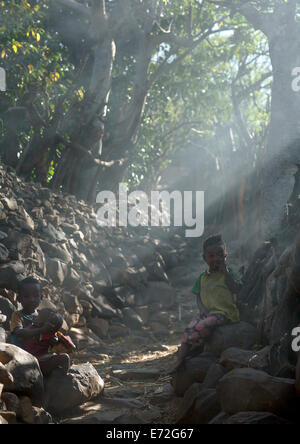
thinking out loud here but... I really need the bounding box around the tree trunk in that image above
[247,4,300,240]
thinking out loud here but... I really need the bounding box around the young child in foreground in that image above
[24,308,76,376]
[175,234,242,369]
[10,277,75,376]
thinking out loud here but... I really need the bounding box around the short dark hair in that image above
[17,277,41,295]
[37,308,63,331]
[203,234,226,254]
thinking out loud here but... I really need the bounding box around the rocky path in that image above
[59,249,242,425]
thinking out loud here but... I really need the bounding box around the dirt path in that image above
[60,249,242,424]
[58,264,198,424]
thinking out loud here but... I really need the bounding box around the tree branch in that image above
[55,0,91,19]
[206,0,274,35]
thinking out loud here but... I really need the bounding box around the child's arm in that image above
[218,261,242,294]
[13,323,56,340]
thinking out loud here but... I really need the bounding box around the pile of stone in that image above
[173,323,300,424]
[0,163,198,422]
[0,163,193,351]
[0,340,104,423]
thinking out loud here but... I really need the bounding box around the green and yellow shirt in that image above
[192,269,240,323]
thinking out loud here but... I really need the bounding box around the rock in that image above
[32,407,53,424]
[39,240,72,264]
[1,392,20,416]
[0,232,7,241]
[217,368,297,417]
[138,282,175,308]
[112,368,161,382]
[0,343,44,404]
[204,322,258,358]
[146,383,174,406]
[64,408,159,425]
[62,293,82,315]
[0,244,9,263]
[0,410,17,424]
[2,231,32,255]
[0,261,25,291]
[43,223,66,242]
[134,305,149,323]
[69,327,104,350]
[122,266,149,288]
[0,327,6,343]
[45,363,104,416]
[46,257,67,285]
[113,286,138,307]
[176,384,221,424]
[203,363,227,389]
[220,347,270,372]
[109,323,129,338]
[19,396,35,424]
[223,411,292,424]
[0,361,14,386]
[208,412,231,424]
[63,267,81,290]
[0,414,8,424]
[147,260,169,283]
[61,223,80,235]
[122,307,144,330]
[0,295,16,329]
[172,354,215,397]
[148,320,169,336]
[134,244,157,265]
[79,294,117,320]
[88,316,109,338]
[100,396,145,409]
[18,207,35,232]
[1,197,18,211]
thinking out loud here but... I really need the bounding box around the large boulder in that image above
[202,363,226,389]
[172,354,215,397]
[176,383,221,424]
[204,322,258,358]
[45,363,104,416]
[0,343,44,405]
[223,412,292,425]
[220,347,270,372]
[217,368,297,417]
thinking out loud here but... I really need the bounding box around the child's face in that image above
[203,244,227,272]
[34,311,61,333]
[19,284,41,314]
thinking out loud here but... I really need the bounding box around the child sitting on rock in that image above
[10,277,44,348]
[174,234,242,371]
[23,308,75,376]
[10,277,74,376]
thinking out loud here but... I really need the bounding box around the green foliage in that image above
[0,0,272,196]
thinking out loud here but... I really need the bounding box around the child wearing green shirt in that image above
[176,234,242,368]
